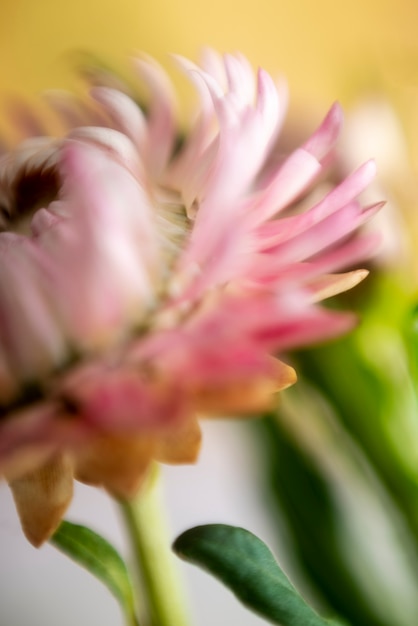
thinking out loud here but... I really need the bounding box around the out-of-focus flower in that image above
[0,50,380,546]
[339,96,418,278]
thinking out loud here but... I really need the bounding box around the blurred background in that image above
[2,1,418,625]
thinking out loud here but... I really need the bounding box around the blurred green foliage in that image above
[256,272,418,626]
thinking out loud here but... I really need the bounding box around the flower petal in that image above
[156,416,202,464]
[133,54,177,177]
[308,269,369,302]
[8,454,73,546]
[194,358,297,415]
[75,434,154,498]
[303,102,343,161]
[91,87,147,154]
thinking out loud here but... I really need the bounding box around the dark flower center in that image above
[0,166,60,234]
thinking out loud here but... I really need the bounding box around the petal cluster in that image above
[0,50,380,544]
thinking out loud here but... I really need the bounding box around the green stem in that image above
[118,465,191,626]
[129,609,142,626]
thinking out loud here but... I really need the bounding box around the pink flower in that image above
[0,50,380,545]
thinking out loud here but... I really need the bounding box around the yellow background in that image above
[1,0,418,104]
[1,0,418,158]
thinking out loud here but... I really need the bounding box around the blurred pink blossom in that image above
[0,50,380,545]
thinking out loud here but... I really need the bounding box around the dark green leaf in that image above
[173,524,331,626]
[51,520,138,626]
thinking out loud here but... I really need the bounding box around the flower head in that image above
[0,50,380,545]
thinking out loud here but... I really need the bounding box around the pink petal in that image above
[245,233,380,288]
[263,201,381,265]
[68,126,143,178]
[251,302,358,350]
[0,234,67,379]
[133,55,177,177]
[224,53,256,106]
[59,363,187,431]
[43,141,159,347]
[250,147,322,225]
[91,87,147,155]
[303,102,343,161]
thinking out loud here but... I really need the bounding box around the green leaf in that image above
[173,524,332,626]
[51,520,139,626]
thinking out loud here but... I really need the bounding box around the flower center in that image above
[154,187,192,270]
[0,165,60,235]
